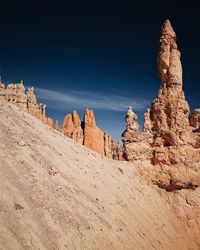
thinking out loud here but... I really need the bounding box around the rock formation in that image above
[112,141,123,161]
[104,132,112,158]
[62,111,83,144]
[122,20,200,166]
[61,108,123,159]
[0,79,53,127]
[122,107,153,161]
[83,109,105,154]
[0,78,122,159]
[0,80,27,110]
[54,120,59,130]
[190,109,200,130]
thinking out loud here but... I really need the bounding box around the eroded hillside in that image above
[0,99,200,250]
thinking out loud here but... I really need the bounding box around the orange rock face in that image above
[83,109,105,154]
[122,20,200,166]
[54,120,59,130]
[61,108,123,159]
[62,111,83,144]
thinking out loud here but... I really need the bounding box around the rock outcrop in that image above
[122,107,153,161]
[0,80,27,110]
[62,111,83,144]
[122,20,200,167]
[61,109,123,159]
[0,79,53,127]
[190,109,200,130]
[0,79,121,159]
[83,109,105,154]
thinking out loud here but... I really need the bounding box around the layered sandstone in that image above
[122,20,200,167]
[61,109,123,159]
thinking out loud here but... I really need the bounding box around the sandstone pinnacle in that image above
[60,108,123,159]
[122,20,200,165]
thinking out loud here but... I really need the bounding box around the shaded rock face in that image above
[61,109,123,159]
[122,20,200,166]
[190,109,200,129]
[0,80,54,127]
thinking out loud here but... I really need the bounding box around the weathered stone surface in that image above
[83,109,105,154]
[61,108,123,159]
[54,120,59,130]
[104,132,112,158]
[126,106,139,132]
[2,82,27,110]
[0,78,122,159]
[112,141,123,161]
[122,20,200,165]
[122,107,153,161]
[143,109,152,133]
[62,114,75,136]
[71,110,84,144]
[46,117,54,127]
[151,20,191,138]
[190,109,200,129]
[0,79,52,127]
[27,87,37,115]
[61,110,83,144]
[83,109,123,159]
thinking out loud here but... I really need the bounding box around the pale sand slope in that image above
[0,99,199,250]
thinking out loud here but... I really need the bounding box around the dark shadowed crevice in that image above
[154,179,199,192]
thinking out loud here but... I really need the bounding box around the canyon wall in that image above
[122,20,200,167]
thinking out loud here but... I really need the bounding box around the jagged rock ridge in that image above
[0,79,122,159]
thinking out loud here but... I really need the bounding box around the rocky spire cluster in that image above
[122,20,200,166]
[61,109,123,160]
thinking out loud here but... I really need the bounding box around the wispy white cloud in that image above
[36,88,149,112]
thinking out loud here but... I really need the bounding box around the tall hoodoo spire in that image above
[150,19,190,134]
[122,20,200,165]
[158,19,182,88]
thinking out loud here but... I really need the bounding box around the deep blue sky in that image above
[0,1,199,142]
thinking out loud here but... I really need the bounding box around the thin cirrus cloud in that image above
[36,88,150,112]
